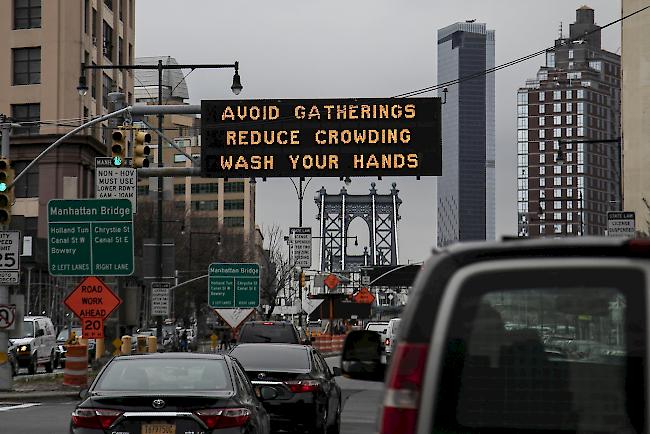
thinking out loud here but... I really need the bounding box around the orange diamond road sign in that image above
[324,274,340,290]
[353,287,376,304]
[64,276,122,320]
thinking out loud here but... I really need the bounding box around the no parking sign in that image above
[0,304,16,330]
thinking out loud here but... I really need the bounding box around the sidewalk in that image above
[0,372,89,402]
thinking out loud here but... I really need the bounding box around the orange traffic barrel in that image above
[63,345,88,387]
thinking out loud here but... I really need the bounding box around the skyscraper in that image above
[437,22,495,247]
[517,6,621,238]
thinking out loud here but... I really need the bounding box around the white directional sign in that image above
[0,231,20,284]
[151,282,171,316]
[95,157,138,212]
[215,308,255,329]
[290,227,312,268]
[607,211,636,238]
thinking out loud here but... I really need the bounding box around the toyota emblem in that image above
[152,399,166,409]
[257,372,266,380]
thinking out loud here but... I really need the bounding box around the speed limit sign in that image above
[0,231,20,284]
[82,317,104,339]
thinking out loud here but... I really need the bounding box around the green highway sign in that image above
[208,263,260,308]
[48,199,134,276]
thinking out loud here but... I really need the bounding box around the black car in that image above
[342,237,649,434]
[238,321,306,344]
[70,353,273,434]
[230,343,342,434]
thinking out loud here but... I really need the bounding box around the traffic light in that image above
[111,129,127,167]
[299,271,305,288]
[132,130,151,168]
[0,158,14,226]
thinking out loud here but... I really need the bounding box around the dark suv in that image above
[342,237,649,434]
[238,321,305,344]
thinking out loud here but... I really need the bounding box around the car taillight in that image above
[195,408,251,429]
[379,343,429,434]
[71,408,122,429]
[263,322,274,325]
[285,379,320,393]
[385,338,390,346]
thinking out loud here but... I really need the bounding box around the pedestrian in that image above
[223,328,232,350]
[219,330,226,350]
[180,329,188,352]
[210,332,218,353]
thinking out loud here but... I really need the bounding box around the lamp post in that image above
[78,60,241,337]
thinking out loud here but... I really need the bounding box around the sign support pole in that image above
[0,120,11,390]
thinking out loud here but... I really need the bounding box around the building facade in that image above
[621,0,650,235]
[517,6,621,238]
[134,56,256,244]
[437,22,495,247]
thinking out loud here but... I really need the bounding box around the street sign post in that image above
[151,281,171,317]
[289,227,312,268]
[208,263,260,308]
[95,157,138,212]
[64,277,122,340]
[607,211,636,238]
[48,199,134,276]
[214,308,255,329]
[0,231,20,284]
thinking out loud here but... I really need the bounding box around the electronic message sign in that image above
[201,98,441,178]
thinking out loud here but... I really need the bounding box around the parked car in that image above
[230,343,342,434]
[56,327,96,367]
[238,321,305,344]
[341,237,648,434]
[12,316,57,374]
[70,353,272,434]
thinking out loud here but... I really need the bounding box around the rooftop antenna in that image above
[558,21,563,39]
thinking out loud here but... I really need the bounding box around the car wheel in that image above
[327,403,341,434]
[45,351,54,373]
[27,354,36,375]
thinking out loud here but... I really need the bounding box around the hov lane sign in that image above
[96,157,137,212]
[151,281,171,317]
[607,211,636,238]
[289,227,312,268]
[0,231,20,284]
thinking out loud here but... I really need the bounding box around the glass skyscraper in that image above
[437,22,495,247]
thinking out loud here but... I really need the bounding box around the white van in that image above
[384,318,401,357]
[11,316,57,374]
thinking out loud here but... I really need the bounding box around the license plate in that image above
[141,424,176,434]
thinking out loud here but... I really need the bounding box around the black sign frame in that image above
[200,98,441,178]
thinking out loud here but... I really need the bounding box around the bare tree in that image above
[258,225,295,319]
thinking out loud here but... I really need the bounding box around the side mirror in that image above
[78,388,89,400]
[36,329,44,337]
[341,330,386,382]
[332,366,342,377]
[259,386,279,401]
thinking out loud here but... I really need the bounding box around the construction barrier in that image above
[147,336,157,353]
[63,345,88,387]
[121,335,132,355]
[312,334,346,355]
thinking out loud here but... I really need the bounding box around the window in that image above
[192,200,218,211]
[567,223,573,232]
[173,184,186,195]
[539,154,545,164]
[224,216,244,227]
[553,116,561,126]
[539,167,545,175]
[539,117,545,127]
[554,176,561,186]
[91,62,97,98]
[14,0,41,29]
[84,0,89,33]
[11,103,40,135]
[567,165,573,174]
[173,154,187,163]
[191,183,218,194]
[517,92,528,105]
[565,90,572,99]
[518,105,528,116]
[554,103,562,113]
[12,160,39,197]
[103,21,113,60]
[577,127,585,137]
[92,8,97,43]
[554,128,562,138]
[554,212,562,220]
[539,142,545,151]
[12,47,40,85]
[539,178,545,187]
[517,118,528,129]
[538,92,545,102]
[566,103,572,112]
[566,152,573,162]
[589,60,602,72]
[517,142,527,154]
[566,128,573,137]
[539,104,545,114]
[119,0,125,20]
[518,155,528,167]
[553,90,561,100]
[577,89,585,99]
[554,201,562,210]
[118,37,124,64]
[554,223,563,234]
[565,115,573,124]
[224,182,245,193]
[568,49,574,59]
[554,189,562,198]
[554,165,562,175]
[539,190,546,199]
[102,73,114,109]
[546,50,555,67]
[568,61,575,70]
[224,199,245,210]
[104,0,113,10]
[432,272,643,434]
[539,224,545,233]
[539,129,546,139]
[567,176,573,186]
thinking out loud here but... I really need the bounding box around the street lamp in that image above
[231,62,243,95]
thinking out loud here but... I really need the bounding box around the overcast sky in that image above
[136,0,622,264]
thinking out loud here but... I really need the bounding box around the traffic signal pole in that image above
[0,120,11,390]
[156,60,164,339]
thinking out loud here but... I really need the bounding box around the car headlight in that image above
[19,345,29,352]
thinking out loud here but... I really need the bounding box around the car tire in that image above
[326,402,341,434]
[27,354,36,375]
[45,351,54,373]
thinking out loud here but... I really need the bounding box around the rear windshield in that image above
[94,358,232,391]
[231,346,310,371]
[433,267,646,433]
[366,324,388,333]
[238,324,298,343]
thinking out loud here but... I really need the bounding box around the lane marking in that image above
[0,403,41,412]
